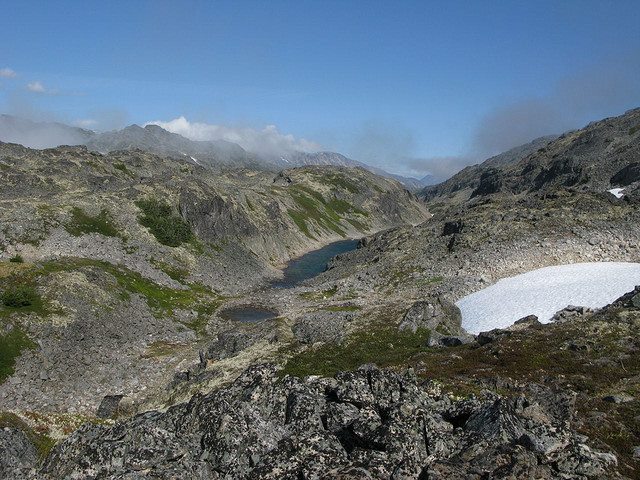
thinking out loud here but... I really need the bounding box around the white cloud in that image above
[27,81,46,93]
[145,116,322,157]
[72,119,98,128]
[0,68,17,78]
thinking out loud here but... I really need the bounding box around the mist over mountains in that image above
[0,114,436,188]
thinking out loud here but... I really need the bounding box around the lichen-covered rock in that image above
[0,427,38,479]
[37,364,618,479]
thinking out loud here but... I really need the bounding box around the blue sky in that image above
[1,0,639,177]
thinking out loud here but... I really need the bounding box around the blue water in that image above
[270,239,359,288]
[221,239,359,322]
[219,306,278,323]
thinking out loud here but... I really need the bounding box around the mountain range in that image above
[0,114,436,188]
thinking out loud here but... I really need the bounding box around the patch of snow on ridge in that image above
[190,156,201,165]
[457,262,640,334]
[608,188,625,198]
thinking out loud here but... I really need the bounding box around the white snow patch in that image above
[457,262,640,334]
[190,156,201,165]
[608,188,625,198]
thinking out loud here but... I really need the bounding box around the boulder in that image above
[399,297,462,335]
[96,394,124,419]
[610,162,640,186]
[477,328,510,345]
[442,220,463,236]
[427,331,474,348]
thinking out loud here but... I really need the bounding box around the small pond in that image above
[270,239,359,288]
[219,306,279,323]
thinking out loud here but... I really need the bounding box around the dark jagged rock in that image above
[0,427,38,479]
[442,220,463,236]
[470,168,503,197]
[37,364,617,479]
[427,331,474,348]
[96,395,124,419]
[610,162,640,186]
[476,328,510,345]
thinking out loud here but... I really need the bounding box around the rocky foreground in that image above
[1,287,638,479]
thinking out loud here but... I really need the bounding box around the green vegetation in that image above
[136,198,193,247]
[282,326,430,377]
[65,207,120,238]
[327,198,367,216]
[0,327,36,383]
[386,265,425,288]
[346,218,368,232]
[142,340,186,358]
[630,125,640,135]
[97,262,220,334]
[0,412,55,460]
[320,173,360,194]
[9,254,23,263]
[415,275,444,287]
[151,259,190,284]
[2,258,221,336]
[113,162,132,175]
[284,183,370,238]
[1,285,42,310]
[288,187,347,238]
[287,209,315,239]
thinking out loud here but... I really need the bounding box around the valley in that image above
[0,107,639,478]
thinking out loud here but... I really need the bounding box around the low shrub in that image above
[1,286,40,308]
[136,199,193,247]
[65,207,120,238]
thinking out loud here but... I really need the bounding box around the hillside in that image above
[0,142,427,426]
[423,108,640,204]
[420,135,558,202]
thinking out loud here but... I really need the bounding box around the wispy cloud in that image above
[72,118,98,128]
[27,81,48,93]
[145,116,322,157]
[472,50,640,157]
[25,80,84,96]
[348,50,640,181]
[0,68,17,78]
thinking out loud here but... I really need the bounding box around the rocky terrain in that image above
[420,134,558,201]
[0,141,426,428]
[4,289,639,479]
[1,107,639,479]
[423,108,640,205]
